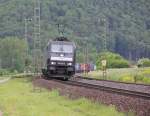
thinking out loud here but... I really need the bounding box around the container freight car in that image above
[75,63,96,73]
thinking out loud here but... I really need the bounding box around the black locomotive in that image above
[42,37,76,80]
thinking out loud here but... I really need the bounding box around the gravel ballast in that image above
[33,78,150,116]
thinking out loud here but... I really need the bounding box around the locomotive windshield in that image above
[51,44,73,53]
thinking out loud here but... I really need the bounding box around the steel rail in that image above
[51,79,150,100]
[75,75,150,86]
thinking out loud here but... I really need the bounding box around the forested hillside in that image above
[0,0,150,62]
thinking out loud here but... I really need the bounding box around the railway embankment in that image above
[33,78,150,116]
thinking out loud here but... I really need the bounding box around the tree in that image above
[0,37,28,72]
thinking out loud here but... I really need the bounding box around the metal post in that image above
[100,17,107,79]
[84,46,86,75]
[25,18,32,47]
[83,43,88,76]
[25,19,27,44]
[24,18,32,73]
[101,17,107,51]
[86,44,88,75]
[0,58,1,69]
[34,0,41,76]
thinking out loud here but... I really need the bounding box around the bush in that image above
[0,69,10,76]
[141,68,150,78]
[142,77,150,84]
[96,52,130,69]
[121,76,135,82]
[134,74,144,81]
[12,73,33,78]
[109,60,129,68]
[137,58,150,67]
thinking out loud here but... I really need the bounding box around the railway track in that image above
[36,74,150,99]
[73,75,150,94]
[52,78,150,99]
[74,74,150,86]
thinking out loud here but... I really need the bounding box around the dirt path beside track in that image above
[0,111,2,116]
[0,77,11,84]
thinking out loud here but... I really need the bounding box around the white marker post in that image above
[101,59,107,79]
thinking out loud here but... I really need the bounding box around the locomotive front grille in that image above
[56,66,67,74]
[57,62,66,65]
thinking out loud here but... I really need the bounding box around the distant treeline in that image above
[0,0,150,62]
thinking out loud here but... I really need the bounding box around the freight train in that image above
[75,63,96,73]
[42,37,76,80]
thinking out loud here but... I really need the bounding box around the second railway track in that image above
[73,75,150,94]
[54,78,150,99]
[75,74,150,86]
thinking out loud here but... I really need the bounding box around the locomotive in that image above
[42,37,76,80]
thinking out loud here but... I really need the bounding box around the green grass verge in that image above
[0,78,131,116]
[0,76,10,80]
[84,68,150,84]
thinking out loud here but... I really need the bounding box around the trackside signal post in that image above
[101,17,108,79]
[101,59,107,79]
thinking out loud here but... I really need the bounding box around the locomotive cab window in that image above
[51,44,73,53]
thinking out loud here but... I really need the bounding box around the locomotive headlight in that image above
[51,62,56,65]
[67,63,72,66]
[60,54,64,57]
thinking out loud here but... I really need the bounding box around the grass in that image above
[0,77,131,116]
[84,67,150,84]
[0,76,10,80]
